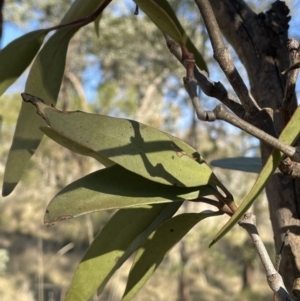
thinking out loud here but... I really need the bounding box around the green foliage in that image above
[60,0,106,24]
[44,165,217,226]
[2,0,110,196]
[26,95,218,188]
[64,203,181,301]
[2,26,79,196]
[0,29,48,97]
[122,210,219,300]
[1,0,297,300]
[15,90,226,300]
[133,0,208,72]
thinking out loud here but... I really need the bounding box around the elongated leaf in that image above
[133,0,182,44]
[22,95,216,189]
[211,106,300,246]
[210,157,262,173]
[61,0,107,24]
[122,211,219,301]
[64,203,181,301]
[97,202,182,295]
[41,126,115,167]
[133,0,208,72]
[0,29,48,96]
[44,164,218,226]
[2,26,78,196]
[94,13,103,37]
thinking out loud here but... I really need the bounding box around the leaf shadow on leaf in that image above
[58,165,202,198]
[44,165,217,226]
[35,104,215,188]
[98,120,217,188]
[111,119,185,186]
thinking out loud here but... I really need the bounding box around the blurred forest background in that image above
[1,0,300,300]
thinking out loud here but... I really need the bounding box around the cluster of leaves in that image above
[2,0,300,300]
[0,0,224,299]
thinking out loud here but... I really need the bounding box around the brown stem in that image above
[239,213,294,301]
[183,76,300,163]
[164,34,245,118]
[194,0,260,114]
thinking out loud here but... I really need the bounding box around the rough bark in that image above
[210,0,300,297]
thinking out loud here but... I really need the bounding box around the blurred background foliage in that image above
[1,0,297,300]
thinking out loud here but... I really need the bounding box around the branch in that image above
[239,213,294,301]
[194,0,260,114]
[183,75,300,163]
[165,4,300,166]
[164,34,246,118]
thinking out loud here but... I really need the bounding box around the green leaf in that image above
[97,202,182,295]
[22,95,216,189]
[60,0,107,24]
[133,0,182,45]
[122,211,219,301]
[64,203,181,301]
[210,157,262,173]
[0,29,48,97]
[133,0,208,72]
[44,164,218,226]
[2,26,78,197]
[94,13,103,37]
[41,126,115,168]
[211,106,300,246]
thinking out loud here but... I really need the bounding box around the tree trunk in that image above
[210,0,300,297]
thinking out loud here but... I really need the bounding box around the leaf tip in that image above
[208,240,216,248]
[2,182,17,197]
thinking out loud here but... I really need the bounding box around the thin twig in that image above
[239,213,294,301]
[164,34,246,118]
[183,76,300,162]
[281,39,300,125]
[194,0,260,114]
[164,17,300,164]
